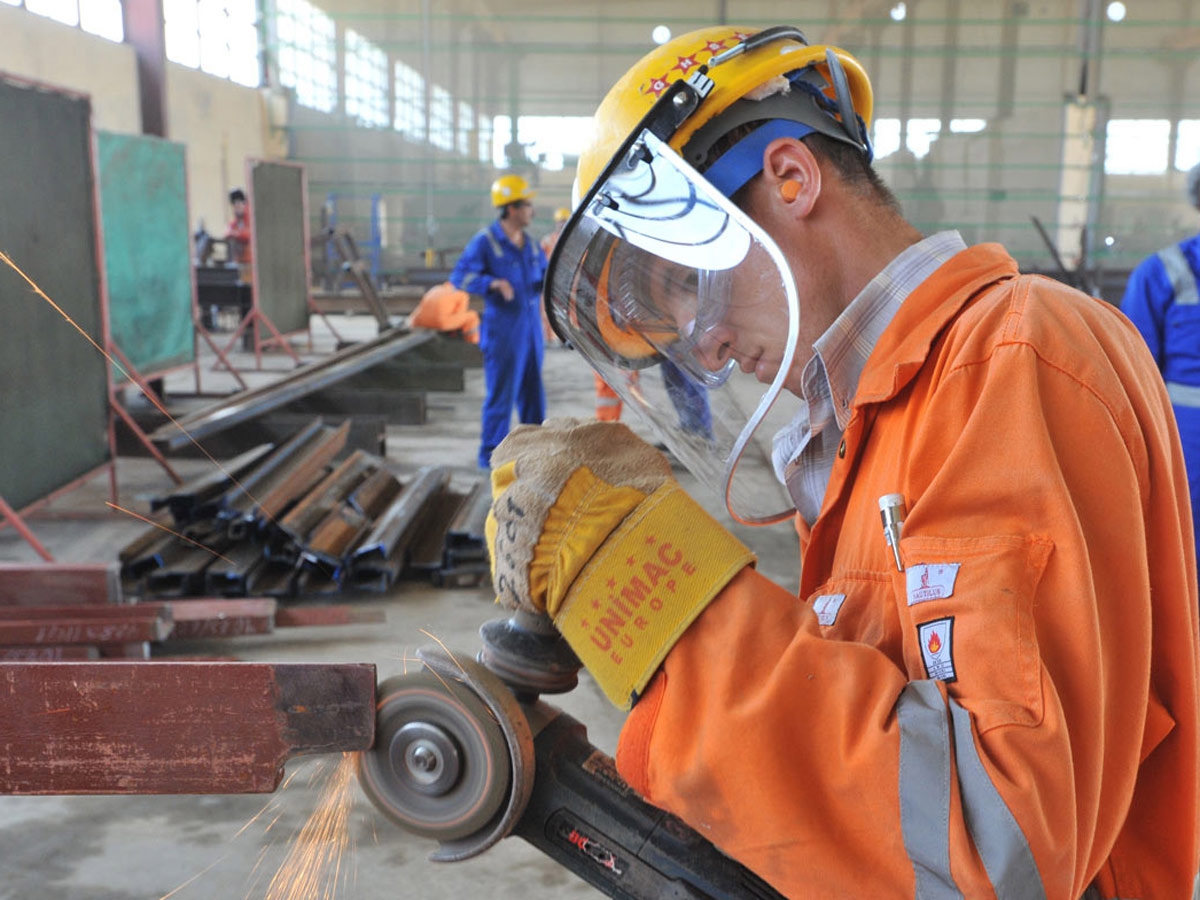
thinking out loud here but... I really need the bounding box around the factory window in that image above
[477,117,492,164]
[1177,120,1200,172]
[872,117,987,161]
[1106,119,1170,175]
[491,115,593,171]
[457,100,474,156]
[164,0,259,86]
[3,0,123,42]
[394,60,425,141]
[273,0,336,112]
[429,85,454,151]
[344,28,388,128]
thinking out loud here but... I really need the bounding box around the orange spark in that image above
[263,754,359,900]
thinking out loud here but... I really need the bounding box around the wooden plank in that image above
[0,661,376,794]
[0,563,122,606]
[166,598,276,639]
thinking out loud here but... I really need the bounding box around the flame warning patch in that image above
[917,616,957,682]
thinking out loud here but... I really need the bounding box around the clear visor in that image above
[546,131,803,525]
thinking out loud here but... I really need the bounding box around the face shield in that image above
[546,130,803,525]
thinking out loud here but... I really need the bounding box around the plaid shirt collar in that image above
[774,230,968,524]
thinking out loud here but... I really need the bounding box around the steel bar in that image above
[278,450,375,543]
[0,646,98,661]
[351,465,450,566]
[150,329,435,451]
[0,661,375,794]
[0,563,123,607]
[274,605,386,628]
[221,419,325,520]
[150,442,275,525]
[166,598,277,639]
[0,605,173,645]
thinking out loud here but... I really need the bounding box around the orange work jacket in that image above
[616,243,1200,898]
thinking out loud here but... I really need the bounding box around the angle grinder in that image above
[357,609,785,899]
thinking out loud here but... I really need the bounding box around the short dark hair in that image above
[229,188,246,204]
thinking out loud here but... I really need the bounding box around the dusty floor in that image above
[0,316,799,900]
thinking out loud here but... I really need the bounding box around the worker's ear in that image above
[761,138,821,219]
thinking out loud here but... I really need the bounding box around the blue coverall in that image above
[451,220,547,468]
[1120,232,1200,560]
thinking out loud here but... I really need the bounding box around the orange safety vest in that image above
[616,244,1200,898]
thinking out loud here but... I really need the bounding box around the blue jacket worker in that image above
[1121,161,1200,561]
[451,175,548,469]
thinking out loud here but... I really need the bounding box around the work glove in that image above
[486,418,755,709]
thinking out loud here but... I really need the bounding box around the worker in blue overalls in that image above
[1121,161,1200,561]
[451,174,548,469]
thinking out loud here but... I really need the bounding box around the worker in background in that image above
[485,24,1199,898]
[1120,160,1200,565]
[408,281,479,344]
[539,207,571,346]
[451,175,547,469]
[225,187,252,267]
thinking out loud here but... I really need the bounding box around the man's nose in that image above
[692,324,734,372]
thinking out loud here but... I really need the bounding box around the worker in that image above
[485,24,1200,898]
[451,174,547,469]
[408,281,480,344]
[540,206,571,258]
[225,187,251,266]
[539,207,572,345]
[1120,161,1200,565]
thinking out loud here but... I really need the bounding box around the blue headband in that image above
[702,119,817,198]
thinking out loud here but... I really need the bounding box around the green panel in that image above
[250,161,309,335]
[0,76,109,510]
[97,131,194,379]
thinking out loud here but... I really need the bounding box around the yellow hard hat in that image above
[576,24,874,198]
[490,174,535,208]
[553,206,571,224]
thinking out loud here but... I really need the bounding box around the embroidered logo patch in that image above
[811,593,846,626]
[917,617,957,682]
[906,563,961,606]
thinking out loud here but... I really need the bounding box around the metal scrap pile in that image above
[121,419,490,599]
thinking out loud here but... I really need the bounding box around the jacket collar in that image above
[853,243,1019,407]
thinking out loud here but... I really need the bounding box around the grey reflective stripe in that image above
[898,681,963,899]
[1167,381,1200,409]
[483,229,504,257]
[948,700,1046,900]
[1158,244,1199,306]
[897,682,1046,899]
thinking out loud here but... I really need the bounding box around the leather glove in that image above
[486,417,755,709]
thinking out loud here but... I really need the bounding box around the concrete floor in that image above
[0,316,799,900]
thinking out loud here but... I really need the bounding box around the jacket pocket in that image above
[894,534,1053,734]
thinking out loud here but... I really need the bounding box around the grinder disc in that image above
[357,670,512,842]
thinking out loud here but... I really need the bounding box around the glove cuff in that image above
[554,482,755,710]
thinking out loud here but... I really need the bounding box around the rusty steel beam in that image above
[0,661,375,794]
[0,563,124,607]
[149,329,435,452]
[166,598,277,640]
[0,604,173,645]
[273,605,386,628]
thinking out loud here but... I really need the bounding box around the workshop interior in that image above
[0,1,1198,898]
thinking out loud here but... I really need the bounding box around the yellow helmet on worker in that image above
[542,25,878,525]
[553,206,571,224]
[490,174,535,208]
[575,24,874,200]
